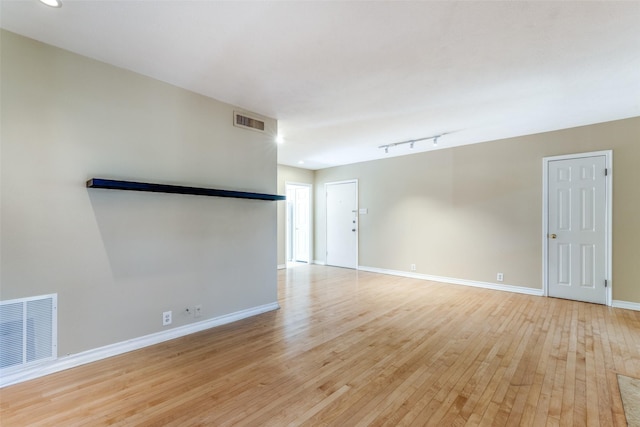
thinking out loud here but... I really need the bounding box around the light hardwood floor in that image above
[2,265,640,426]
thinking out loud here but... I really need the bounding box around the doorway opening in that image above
[286,183,312,266]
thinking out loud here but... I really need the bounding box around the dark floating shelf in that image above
[86,178,285,201]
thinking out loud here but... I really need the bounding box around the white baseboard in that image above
[0,302,280,388]
[612,300,640,312]
[312,260,326,266]
[358,266,544,297]
[277,264,287,270]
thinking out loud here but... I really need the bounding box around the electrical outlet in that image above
[194,305,202,318]
[497,273,504,282]
[410,264,416,271]
[162,310,172,326]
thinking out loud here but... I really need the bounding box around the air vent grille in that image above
[234,111,265,132]
[1,294,57,371]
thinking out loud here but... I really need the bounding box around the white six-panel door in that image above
[547,155,608,304]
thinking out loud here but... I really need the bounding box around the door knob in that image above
[549,233,557,239]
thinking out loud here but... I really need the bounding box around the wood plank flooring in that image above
[2,265,640,426]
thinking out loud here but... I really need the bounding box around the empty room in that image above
[1,1,639,425]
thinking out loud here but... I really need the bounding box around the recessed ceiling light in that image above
[275,135,284,144]
[39,0,62,7]
[298,161,305,165]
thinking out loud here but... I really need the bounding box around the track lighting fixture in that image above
[378,134,445,154]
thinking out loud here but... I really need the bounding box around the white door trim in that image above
[542,150,613,305]
[325,179,358,268]
[285,181,313,265]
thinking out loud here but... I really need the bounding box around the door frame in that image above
[325,179,358,268]
[285,181,313,265]
[542,150,613,305]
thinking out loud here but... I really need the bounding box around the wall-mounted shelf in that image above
[86,178,285,201]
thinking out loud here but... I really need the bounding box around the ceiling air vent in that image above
[234,111,265,132]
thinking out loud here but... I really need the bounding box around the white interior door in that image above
[286,187,295,262]
[294,186,310,262]
[326,181,357,269]
[286,184,311,264]
[547,154,608,304]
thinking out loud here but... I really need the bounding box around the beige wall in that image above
[276,165,315,266]
[0,31,279,356]
[315,117,640,303]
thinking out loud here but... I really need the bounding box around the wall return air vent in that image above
[0,294,57,372]
[233,111,265,132]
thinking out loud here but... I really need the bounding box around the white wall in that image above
[0,31,279,357]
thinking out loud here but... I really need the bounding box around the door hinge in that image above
[605,279,608,288]
[605,168,608,176]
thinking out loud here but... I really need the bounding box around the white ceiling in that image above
[2,1,639,170]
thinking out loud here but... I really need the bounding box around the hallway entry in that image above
[286,183,311,264]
